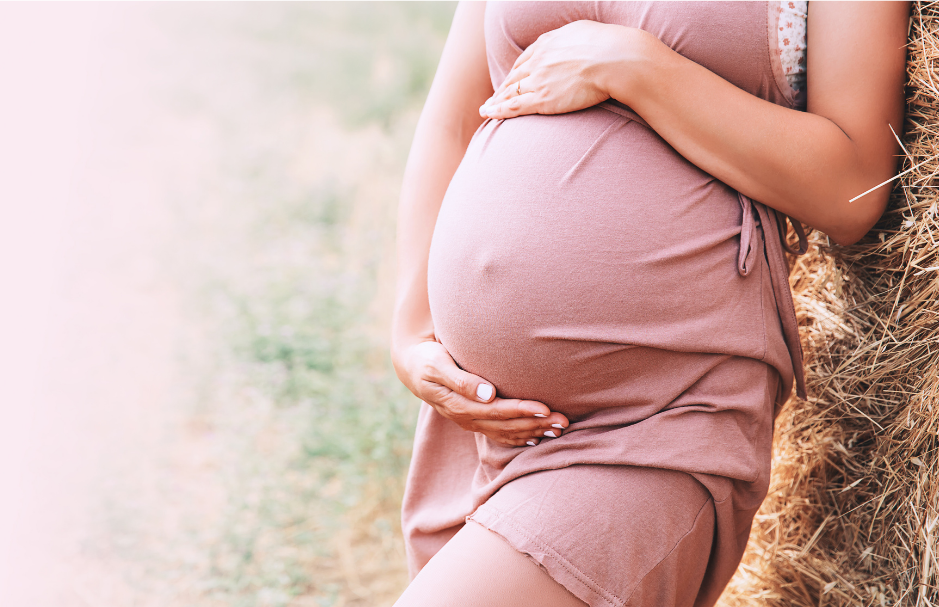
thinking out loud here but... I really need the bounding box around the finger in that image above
[422,350,498,404]
[482,91,539,120]
[475,424,562,442]
[473,417,548,436]
[545,411,570,426]
[473,414,568,438]
[420,383,554,434]
[481,432,542,448]
[511,43,536,72]
[494,70,533,104]
[420,383,487,427]
[536,423,566,439]
[483,86,538,119]
[482,64,534,113]
[473,397,552,421]
[494,436,540,448]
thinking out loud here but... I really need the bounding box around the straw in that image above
[848,156,935,203]
[719,3,939,605]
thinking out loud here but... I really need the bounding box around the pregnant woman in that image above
[391,3,908,606]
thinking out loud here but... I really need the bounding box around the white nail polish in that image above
[552,423,564,429]
[526,441,536,446]
[476,384,494,401]
[544,431,557,438]
[533,414,547,418]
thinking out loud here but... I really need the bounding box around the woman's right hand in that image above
[393,339,569,447]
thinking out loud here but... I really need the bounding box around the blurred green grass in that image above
[149,3,456,605]
[253,2,458,128]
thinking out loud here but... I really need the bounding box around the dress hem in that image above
[469,505,625,607]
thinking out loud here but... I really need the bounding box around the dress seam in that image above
[469,505,624,607]
[759,226,768,362]
[622,497,714,606]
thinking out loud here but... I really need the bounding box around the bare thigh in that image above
[394,520,589,607]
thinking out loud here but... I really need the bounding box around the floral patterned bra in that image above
[777,1,807,100]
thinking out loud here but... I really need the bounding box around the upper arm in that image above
[419,1,493,147]
[393,2,494,345]
[806,1,910,220]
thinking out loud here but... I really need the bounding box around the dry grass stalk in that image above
[720,3,939,606]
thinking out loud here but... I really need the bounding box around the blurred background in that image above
[0,3,455,606]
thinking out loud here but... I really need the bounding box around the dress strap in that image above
[775,210,809,255]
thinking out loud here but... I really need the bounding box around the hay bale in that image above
[720,3,939,606]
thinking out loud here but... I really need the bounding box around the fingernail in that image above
[533,414,547,418]
[544,431,557,438]
[551,423,564,429]
[476,384,494,401]
[526,440,536,446]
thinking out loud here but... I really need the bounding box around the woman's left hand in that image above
[479,20,641,120]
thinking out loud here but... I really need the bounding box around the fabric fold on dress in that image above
[753,199,808,401]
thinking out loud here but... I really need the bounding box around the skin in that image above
[393,2,910,447]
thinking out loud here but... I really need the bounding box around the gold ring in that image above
[517,81,521,96]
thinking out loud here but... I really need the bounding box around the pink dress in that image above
[403,3,808,606]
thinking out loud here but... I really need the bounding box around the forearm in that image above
[392,116,473,355]
[605,25,903,246]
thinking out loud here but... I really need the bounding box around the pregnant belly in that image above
[428,106,769,418]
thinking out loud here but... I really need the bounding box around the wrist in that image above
[601,26,669,109]
[390,325,435,367]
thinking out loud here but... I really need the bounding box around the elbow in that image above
[812,128,898,246]
[828,228,869,248]
[824,191,890,247]
[826,215,883,248]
